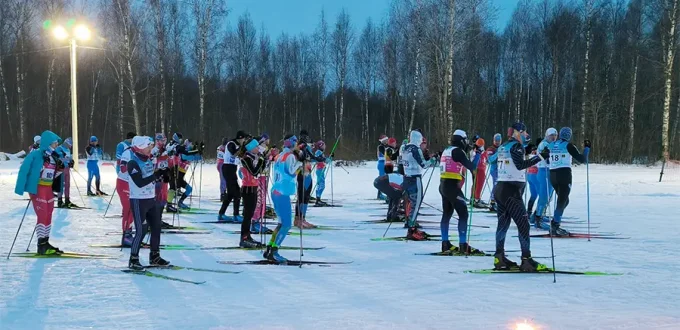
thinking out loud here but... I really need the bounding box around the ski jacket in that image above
[15,130,61,196]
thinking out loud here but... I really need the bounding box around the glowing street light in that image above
[49,22,93,170]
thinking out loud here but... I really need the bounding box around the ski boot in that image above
[473,199,488,209]
[269,247,288,264]
[294,216,313,229]
[406,227,428,241]
[550,221,570,237]
[57,198,64,208]
[217,214,231,222]
[441,240,459,255]
[128,255,144,270]
[459,243,485,256]
[263,245,274,260]
[231,215,244,223]
[87,190,97,197]
[519,255,549,272]
[178,202,190,210]
[239,236,264,249]
[250,221,272,234]
[314,199,328,207]
[37,237,63,255]
[96,190,108,196]
[121,230,134,247]
[149,251,170,267]
[488,201,497,212]
[64,198,79,208]
[166,204,178,213]
[493,252,519,270]
[220,193,227,202]
[161,221,174,229]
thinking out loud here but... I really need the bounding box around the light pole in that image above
[52,24,91,171]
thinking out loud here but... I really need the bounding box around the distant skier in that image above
[152,133,171,228]
[85,136,106,196]
[313,140,332,206]
[252,134,275,234]
[238,137,267,248]
[116,132,135,174]
[219,131,248,222]
[217,137,227,200]
[397,138,408,175]
[532,128,557,226]
[402,129,437,241]
[54,138,77,208]
[541,127,590,236]
[525,138,540,217]
[439,130,482,254]
[165,133,202,213]
[28,135,41,153]
[126,136,170,270]
[263,134,303,264]
[15,130,64,255]
[373,168,404,222]
[470,136,488,208]
[294,130,325,228]
[376,134,389,199]
[384,138,399,175]
[486,133,502,212]
[493,122,546,272]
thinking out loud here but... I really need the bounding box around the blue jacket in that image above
[15,130,61,196]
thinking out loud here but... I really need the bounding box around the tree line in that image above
[0,0,679,163]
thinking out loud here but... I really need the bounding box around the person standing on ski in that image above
[217,137,227,200]
[15,130,64,255]
[439,130,483,254]
[397,138,408,175]
[116,132,135,174]
[152,133,171,226]
[402,129,437,241]
[532,128,557,226]
[219,131,248,222]
[376,134,389,199]
[486,133,502,212]
[313,140,333,206]
[264,134,303,264]
[174,139,203,210]
[126,136,170,270]
[525,137,540,219]
[54,138,77,208]
[86,136,106,196]
[238,137,267,248]
[252,134,275,234]
[294,129,325,228]
[541,127,590,236]
[493,122,546,272]
[165,133,202,213]
[470,136,489,208]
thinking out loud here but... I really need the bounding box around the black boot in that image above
[57,198,64,208]
[37,237,62,255]
[263,245,274,261]
[149,251,170,266]
[459,243,485,256]
[64,198,78,208]
[441,240,458,253]
[493,252,519,270]
[550,221,570,237]
[519,254,548,272]
[240,236,264,249]
[128,255,144,270]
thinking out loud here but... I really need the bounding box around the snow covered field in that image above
[0,160,679,330]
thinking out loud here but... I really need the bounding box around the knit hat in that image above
[259,133,270,143]
[283,134,298,149]
[63,138,73,147]
[132,136,153,149]
[90,136,98,143]
[545,127,558,137]
[511,121,527,132]
[559,127,572,141]
[33,135,41,143]
[475,138,485,148]
[245,138,259,152]
[379,134,388,143]
[387,138,397,148]
[236,130,248,139]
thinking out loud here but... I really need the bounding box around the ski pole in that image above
[7,200,31,259]
[198,159,203,209]
[330,158,334,207]
[381,188,410,238]
[547,168,557,283]
[102,184,118,218]
[70,169,87,207]
[336,163,350,174]
[586,159,591,242]
[25,226,36,251]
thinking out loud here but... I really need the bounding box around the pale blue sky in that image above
[227,0,520,36]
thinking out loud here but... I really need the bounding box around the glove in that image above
[429,158,438,166]
[584,139,591,148]
[540,147,550,160]
[330,152,335,158]
[69,160,75,168]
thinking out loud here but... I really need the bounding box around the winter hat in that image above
[315,140,326,150]
[172,133,182,143]
[132,136,153,149]
[387,138,397,148]
[511,121,526,132]
[64,137,73,147]
[245,138,259,152]
[283,134,298,149]
[236,130,248,139]
[90,136,98,143]
[475,138,485,148]
[259,133,270,143]
[545,127,557,137]
[493,133,502,143]
[155,133,166,141]
[559,127,572,141]
[379,134,388,143]
[452,129,468,147]
[33,135,41,144]
[126,132,136,139]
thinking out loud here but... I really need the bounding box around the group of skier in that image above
[372,121,590,272]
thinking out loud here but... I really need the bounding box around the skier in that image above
[541,127,590,236]
[385,138,399,174]
[28,135,41,153]
[115,132,135,173]
[15,130,64,255]
[313,140,332,206]
[373,167,404,221]
[376,134,389,199]
[219,131,248,222]
[54,138,77,208]
[486,133,502,211]
[85,136,107,196]
[439,130,483,254]
[294,129,326,228]
[238,137,267,248]
[165,133,202,213]
[263,134,303,264]
[526,138,540,217]
[493,122,546,272]
[402,129,437,241]
[252,134,275,234]
[126,136,170,270]
[217,137,227,200]
[471,137,489,208]
[174,139,203,209]
[532,128,557,226]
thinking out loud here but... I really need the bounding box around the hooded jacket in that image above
[15,130,61,195]
[402,130,428,177]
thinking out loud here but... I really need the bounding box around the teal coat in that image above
[15,130,61,196]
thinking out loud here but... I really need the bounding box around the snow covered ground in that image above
[0,160,679,330]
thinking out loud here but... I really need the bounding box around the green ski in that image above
[461,269,622,276]
[12,252,117,259]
